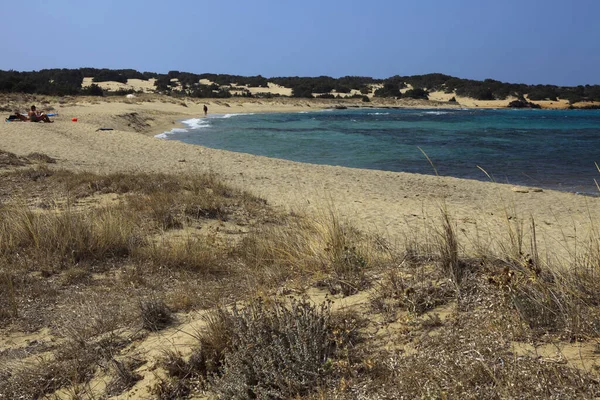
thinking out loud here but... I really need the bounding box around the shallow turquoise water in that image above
[158,108,600,194]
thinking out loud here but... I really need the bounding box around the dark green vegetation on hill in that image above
[1,68,600,103]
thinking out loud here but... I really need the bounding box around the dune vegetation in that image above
[1,150,600,399]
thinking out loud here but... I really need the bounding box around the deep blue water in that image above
[157,108,600,194]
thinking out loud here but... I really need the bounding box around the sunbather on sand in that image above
[13,111,29,121]
[28,105,53,123]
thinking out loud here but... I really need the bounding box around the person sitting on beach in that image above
[27,105,53,123]
[13,111,29,121]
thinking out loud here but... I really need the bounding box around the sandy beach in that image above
[4,94,600,399]
[2,95,598,261]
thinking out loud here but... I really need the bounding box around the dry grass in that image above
[105,358,142,396]
[0,203,138,269]
[238,209,393,296]
[3,163,600,398]
[139,297,174,331]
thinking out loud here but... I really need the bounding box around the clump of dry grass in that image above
[105,358,142,397]
[0,337,123,399]
[0,271,18,320]
[135,235,225,274]
[239,209,390,296]
[26,152,56,164]
[370,265,455,319]
[0,150,29,168]
[151,376,191,400]
[139,297,173,331]
[437,205,466,284]
[0,203,139,269]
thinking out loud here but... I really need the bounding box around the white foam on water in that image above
[155,128,188,139]
[155,117,211,138]
[368,112,390,115]
[217,113,255,119]
[423,111,450,115]
[182,118,210,129]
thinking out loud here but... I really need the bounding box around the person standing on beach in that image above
[28,105,53,123]
[203,104,208,116]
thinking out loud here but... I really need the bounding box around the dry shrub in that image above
[0,339,109,399]
[151,377,191,400]
[139,297,173,331]
[370,267,454,318]
[105,359,142,397]
[362,325,599,399]
[210,299,340,399]
[55,293,137,344]
[0,150,28,168]
[163,298,360,399]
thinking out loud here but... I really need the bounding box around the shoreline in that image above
[1,95,599,259]
[153,105,600,196]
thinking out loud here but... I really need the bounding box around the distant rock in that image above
[507,100,541,109]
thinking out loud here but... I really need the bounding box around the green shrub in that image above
[404,88,429,100]
[85,83,104,96]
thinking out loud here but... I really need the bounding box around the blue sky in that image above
[1,0,599,86]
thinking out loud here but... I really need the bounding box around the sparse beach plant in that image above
[139,297,173,331]
[207,298,341,399]
[106,359,142,396]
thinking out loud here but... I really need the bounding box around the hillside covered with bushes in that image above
[1,68,600,104]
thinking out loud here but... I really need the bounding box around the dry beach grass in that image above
[2,94,600,398]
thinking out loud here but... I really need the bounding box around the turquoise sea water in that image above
[157,108,600,194]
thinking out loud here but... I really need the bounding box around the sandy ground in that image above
[82,77,157,93]
[2,96,599,263]
[3,95,600,399]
